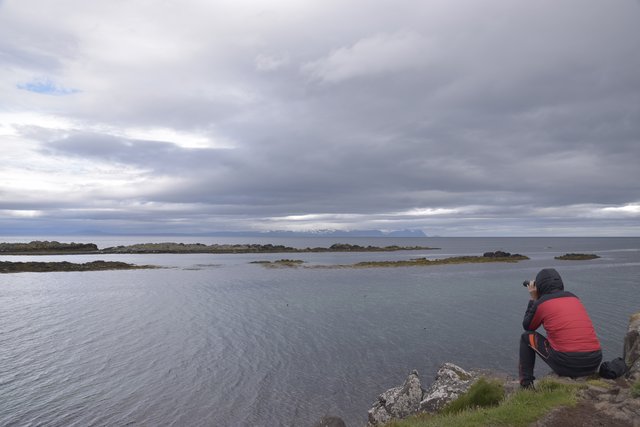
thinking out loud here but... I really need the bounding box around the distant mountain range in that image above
[254,229,427,237]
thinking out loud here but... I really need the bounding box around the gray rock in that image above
[366,370,424,426]
[366,362,481,424]
[419,363,479,413]
[623,312,640,380]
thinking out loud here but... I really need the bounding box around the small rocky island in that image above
[0,241,99,255]
[253,252,529,269]
[0,241,437,255]
[555,253,601,261]
[0,260,157,274]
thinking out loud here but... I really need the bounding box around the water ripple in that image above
[0,238,638,426]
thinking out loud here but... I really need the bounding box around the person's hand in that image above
[527,281,538,301]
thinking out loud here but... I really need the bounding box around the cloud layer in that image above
[1,0,639,236]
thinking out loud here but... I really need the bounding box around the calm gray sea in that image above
[1,237,639,426]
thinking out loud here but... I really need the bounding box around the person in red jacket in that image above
[519,268,602,389]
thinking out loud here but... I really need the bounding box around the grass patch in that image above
[631,381,640,398]
[440,378,504,415]
[385,378,582,427]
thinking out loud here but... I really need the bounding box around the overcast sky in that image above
[1,0,639,236]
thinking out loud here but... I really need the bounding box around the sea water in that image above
[1,237,639,426]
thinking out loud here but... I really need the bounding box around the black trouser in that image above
[519,332,602,385]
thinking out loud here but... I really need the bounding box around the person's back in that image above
[527,291,600,353]
[519,268,602,387]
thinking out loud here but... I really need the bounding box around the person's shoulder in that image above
[538,290,576,303]
[561,291,579,299]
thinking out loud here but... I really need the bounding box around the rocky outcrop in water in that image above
[554,253,600,261]
[0,260,157,273]
[482,250,526,259]
[0,240,99,254]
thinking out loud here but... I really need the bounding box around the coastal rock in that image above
[366,363,481,425]
[419,363,479,413]
[623,312,640,380]
[482,251,526,259]
[366,370,424,426]
[483,250,512,258]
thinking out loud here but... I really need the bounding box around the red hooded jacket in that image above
[523,269,601,353]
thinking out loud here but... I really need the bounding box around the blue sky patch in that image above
[17,78,80,96]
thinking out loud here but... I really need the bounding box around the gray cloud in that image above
[1,0,639,235]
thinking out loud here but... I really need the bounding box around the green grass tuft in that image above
[440,377,504,414]
[631,381,640,398]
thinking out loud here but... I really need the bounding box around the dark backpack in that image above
[598,357,628,379]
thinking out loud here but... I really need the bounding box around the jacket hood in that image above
[535,268,564,296]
